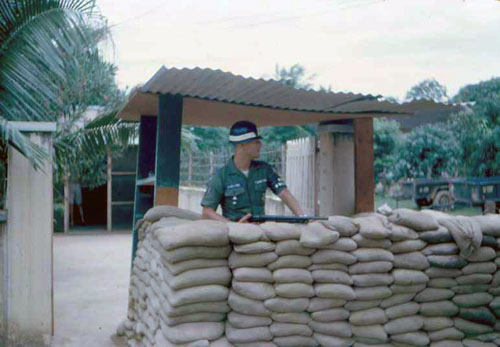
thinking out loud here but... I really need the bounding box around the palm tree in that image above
[0,0,101,166]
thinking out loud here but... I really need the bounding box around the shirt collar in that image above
[228,156,255,176]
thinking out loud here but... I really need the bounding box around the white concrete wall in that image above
[179,186,286,215]
[5,132,53,344]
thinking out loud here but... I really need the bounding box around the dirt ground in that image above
[51,231,131,347]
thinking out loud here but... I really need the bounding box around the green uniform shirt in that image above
[201,158,287,221]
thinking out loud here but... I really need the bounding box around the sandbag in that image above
[352,248,394,262]
[354,286,392,300]
[352,273,393,287]
[420,301,459,317]
[459,307,497,327]
[452,293,493,308]
[264,297,310,313]
[481,235,498,248]
[312,270,352,285]
[384,315,424,334]
[308,263,348,272]
[272,312,311,324]
[349,261,393,274]
[471,214,500,236]
[228,290,271,316]
[160,245,231,263]
[161,300,230,317]
[314,283,355,300]
[349,308,388,325]
[311,249,357,265]
[439,217,482,259]
[273,335,319,347]
[390,283,426,294]
[161,266,231,290]
[428,278,458,288]
[385,302,420,320]
[273,268,313,284]
[161,283,228,306]
[229,251,278,268]
[311,308,349,322]
[390,331,430,346]
[260,222,301,241]
[344,300,382,312]
[425,267,462,278]
[454,317,494,335]
[422,243,459,256]
[463,339,498,347]
[275,283,315,298]
[156,220,228,250]
[325,237,358,251]
[234,241,276,254]
[309,320,352,337]
[160,320,224,344]
[389,224,419,242]
[228,222,264,244]
[468,247,496,262]
[392,269,429,285]
[225,322,272,343]
[456,274,493,285]
[420,228,453,244]
[351,324,388,343]
[389,208,439,231]
[164,312,225,326]
[233,267,273,283]
[390,240,427,254]
[165,258,228,276]
[422,317,454,331]
[463,262,497,274]
[355,216,391,239]
[270,322,313,337]
[144,205,201,222]
[275,240,315,256]
[451,284,489,294]
[307,298,346,312]
[427,255,467,269]
[430,341,463,347]
[394,252,430,270]
[299,222,339,248]
[313,333,352,347]
[268,255,312,270]
[326,216,360,237]
[353,234,392,249]
[414,288,454,302]
[232,280,276,301]
[228,312,272,329]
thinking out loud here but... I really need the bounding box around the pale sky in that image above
[96,0,500,99]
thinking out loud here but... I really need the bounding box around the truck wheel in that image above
[433,191,452,210]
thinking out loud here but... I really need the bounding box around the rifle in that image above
[249,215,328,224]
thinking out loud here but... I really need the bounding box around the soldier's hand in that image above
[238,213,252,223]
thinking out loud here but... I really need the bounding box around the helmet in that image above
[229,120,262,144]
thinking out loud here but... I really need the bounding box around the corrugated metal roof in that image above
[117,66,463,125]
[141,66,379,112]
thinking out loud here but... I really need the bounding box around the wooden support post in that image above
[106,151,112,232]
[354,118,375,213]
[63,173,70,233]
[131,115,157,261]
[155,94,183,206]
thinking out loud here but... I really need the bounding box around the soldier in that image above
[201,120,305,222]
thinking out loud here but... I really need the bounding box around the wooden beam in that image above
[318,132,335,216]
[354,118,375,213]
[106,151,112,232]
[155,94,183,206]
[131,115,156,261]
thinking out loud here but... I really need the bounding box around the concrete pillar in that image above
[3,122,55,345]
[318,122,355,216]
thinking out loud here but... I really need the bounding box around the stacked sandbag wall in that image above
[118,206,500,347]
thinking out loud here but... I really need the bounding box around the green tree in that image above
[394,123,461,179]
[451,77,500,177]
[406,78,448,102]
[0,0,100,166]
[373,118,402,187]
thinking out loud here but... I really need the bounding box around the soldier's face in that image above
[243,139,262,159]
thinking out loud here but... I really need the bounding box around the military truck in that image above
[413,178,453,209]
[452,176,500,212]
